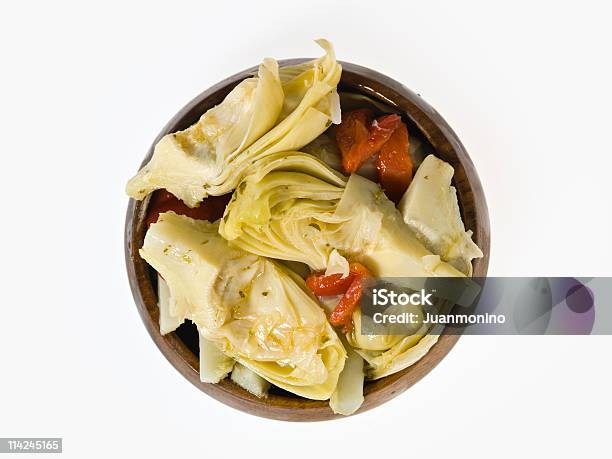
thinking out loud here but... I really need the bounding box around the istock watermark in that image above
[358,277,610,335]
[372,288,434,306]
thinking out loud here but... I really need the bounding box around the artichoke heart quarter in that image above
[139,212,345,400]
[127,40,342,207]
[398,155,483,276]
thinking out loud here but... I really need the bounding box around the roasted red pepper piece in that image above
[347,262,370,278]
[329,276,364,331]
[145,190,231,227]
[335,109,372,173]
[306,272,355,296]
[336,110,402,173]
[376,122,412,203]
[329,263,371,332]
[306,262,371,331]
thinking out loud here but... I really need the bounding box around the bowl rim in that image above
[124,59,491,422]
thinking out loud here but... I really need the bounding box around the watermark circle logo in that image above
[565,284,594,314]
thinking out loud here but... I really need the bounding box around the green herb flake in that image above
[262,291,269,297]
[308,223,321,231]
[239,290,246,299]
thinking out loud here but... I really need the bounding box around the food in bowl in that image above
[126,40,483,415]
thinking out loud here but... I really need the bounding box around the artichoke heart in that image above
[126,40,342,207]
[398,154,483,276]
[140,212,345,400]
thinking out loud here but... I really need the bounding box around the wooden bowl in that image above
[124,60,491,421]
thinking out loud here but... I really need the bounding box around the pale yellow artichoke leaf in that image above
[231,362,271,398]
[330,337,365,416]
[199,332,235,383]
[126,58,283,207]
[324,249,349,278]
[341,175,465,278]
[364,327,442,380]
[206,40,342,196]
[157,274,185,335]
[398,154,483,276]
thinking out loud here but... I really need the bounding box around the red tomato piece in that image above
[336,109,373,173]
[306,271,356,296]
[329,276,364,332]
[305,261,372,297]
[348,262,370,278]
[376,122,412,203]
[328,262,371,331]
[145,190,232,227]
[336,110,402,173]
[304,262,372,331]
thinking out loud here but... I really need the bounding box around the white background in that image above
[2,1,611,458]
